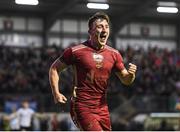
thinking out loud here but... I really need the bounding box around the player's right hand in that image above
[53,93,67,104]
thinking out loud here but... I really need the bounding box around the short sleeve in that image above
[59,48,74,65]
[113,52,125,72]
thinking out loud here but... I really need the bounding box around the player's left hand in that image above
[128,63,137,75]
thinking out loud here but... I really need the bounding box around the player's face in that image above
[22,102,29,108]
[89,18,110,47]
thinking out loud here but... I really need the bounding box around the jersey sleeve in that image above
[59,47,74,65]
[113,51,125,72]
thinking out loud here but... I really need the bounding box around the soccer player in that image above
[49,12,137,131]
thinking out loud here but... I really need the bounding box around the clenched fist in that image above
[128,63,137,75]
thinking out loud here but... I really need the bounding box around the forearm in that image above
[117,63,137,86]
[121,73,135,85]
[49,58,68,104]
[116,70,136,86]
[49,67,60,95]
[8,112,17,120]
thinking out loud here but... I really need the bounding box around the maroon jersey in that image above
[59,40,125,107]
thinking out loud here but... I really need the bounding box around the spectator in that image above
[8,100,35,131]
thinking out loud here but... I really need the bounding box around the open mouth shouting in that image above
[98,32,108,44]
[100,33,107,40]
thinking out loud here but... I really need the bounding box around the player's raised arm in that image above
[116,63,137,86]
[49,58,68,104]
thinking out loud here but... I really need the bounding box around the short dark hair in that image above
[88,12,110,29]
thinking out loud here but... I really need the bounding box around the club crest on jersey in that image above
[92,53,104,68]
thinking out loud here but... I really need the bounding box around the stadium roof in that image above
[0,0,180,33]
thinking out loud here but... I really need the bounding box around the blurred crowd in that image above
[0,112,77,131]
[0,44,59,94]
[0,44,180,105]
[0,44,180,93]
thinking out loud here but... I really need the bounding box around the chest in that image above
[19,110,32,117]
[74,49,114,72]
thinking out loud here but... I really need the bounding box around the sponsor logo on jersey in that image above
[92,53,104,68]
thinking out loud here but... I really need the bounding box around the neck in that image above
[89,39,104,50]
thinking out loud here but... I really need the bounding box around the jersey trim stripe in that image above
[72,44,87,52]
[105,45,119,54]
